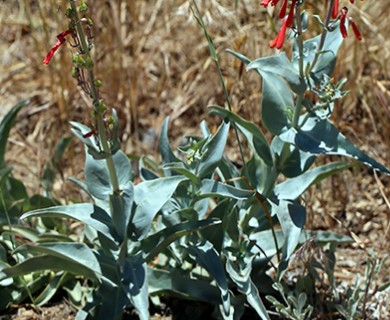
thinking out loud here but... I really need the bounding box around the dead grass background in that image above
[0,0,389,316]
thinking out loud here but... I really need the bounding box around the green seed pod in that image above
[94,79,103,88]
[79,2,88,13]
[65,7,75,19]
[71,67,78,78]
[85,56,94,69]
[98,101,108,114]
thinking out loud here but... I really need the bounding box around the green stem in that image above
[69,1,120,193]
[291,3,305,129]
[191,1,245,166]
[307,0,335,75]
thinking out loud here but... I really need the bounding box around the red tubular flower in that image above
[339,7,348,38]
[332,0,339,19]
[286,0,297,27]
[349,18,362,40]
[260,0,272,7]
[270,17,288,49]
[350,0,355,3]
[82,130,96,139]
[278,0,288,19]
[43,29,73,65]
[260,0,280,8]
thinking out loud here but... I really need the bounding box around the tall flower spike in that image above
[270,17,288,49]
[43,29,73,65]
[339,7,348,38]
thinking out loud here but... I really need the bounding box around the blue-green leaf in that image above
[163,162,200,185]
[244,154,277,197]
[34,272,71,306]
[1,254,98,282]
[186,240,231,316]
[260,71,294,135]
[159,117,180,170]
[226,251,270,320]
[0,100,28,168]
[16,243,101,276]
[122,256,149,320]
[208,106,273,166]
[197,120,230,179]
[132,176,187,239]
[271,135,316,177]
[85,150,133,201]
[274,162,351,200]
[279,117,390,175]
[20,204,117,244]
[70,122,103,159]
[299,230,353,244]
[226,49,251,65]
[247,53,306,93]
[272,200,306,280]
[141,219,221,262]
[198,179,254,200]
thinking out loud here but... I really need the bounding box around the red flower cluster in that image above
[43,29,74,65]
[261,0,362,49]
[338,6,362,41]
[260,0,297,49]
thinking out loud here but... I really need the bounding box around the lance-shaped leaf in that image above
[141,219,221,262]
[186,240,231,316]
[279,117,390,175]
[0,100,28,168]
[159,117,181,166]
[274,162,351,200]
[132,176,187,240]
[260,71,294,135]
[247,53,306,94]
[226,250,270,320]
[70,122,105,159]
[299,230,353,244]
[20,203,117,244]
[1,250,99,283]
[197,120,230,179]
[244,154,277,197]
[85,150,133,201]
[34,272,72,306]
[271,135,316,177]
[209,106,273,166]
[122,256,149,320]
[197,179,255,200]
[272,200,306,280]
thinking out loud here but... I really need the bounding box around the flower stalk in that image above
[69,0,120,193]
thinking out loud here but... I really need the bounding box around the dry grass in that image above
[0,0,389,316]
